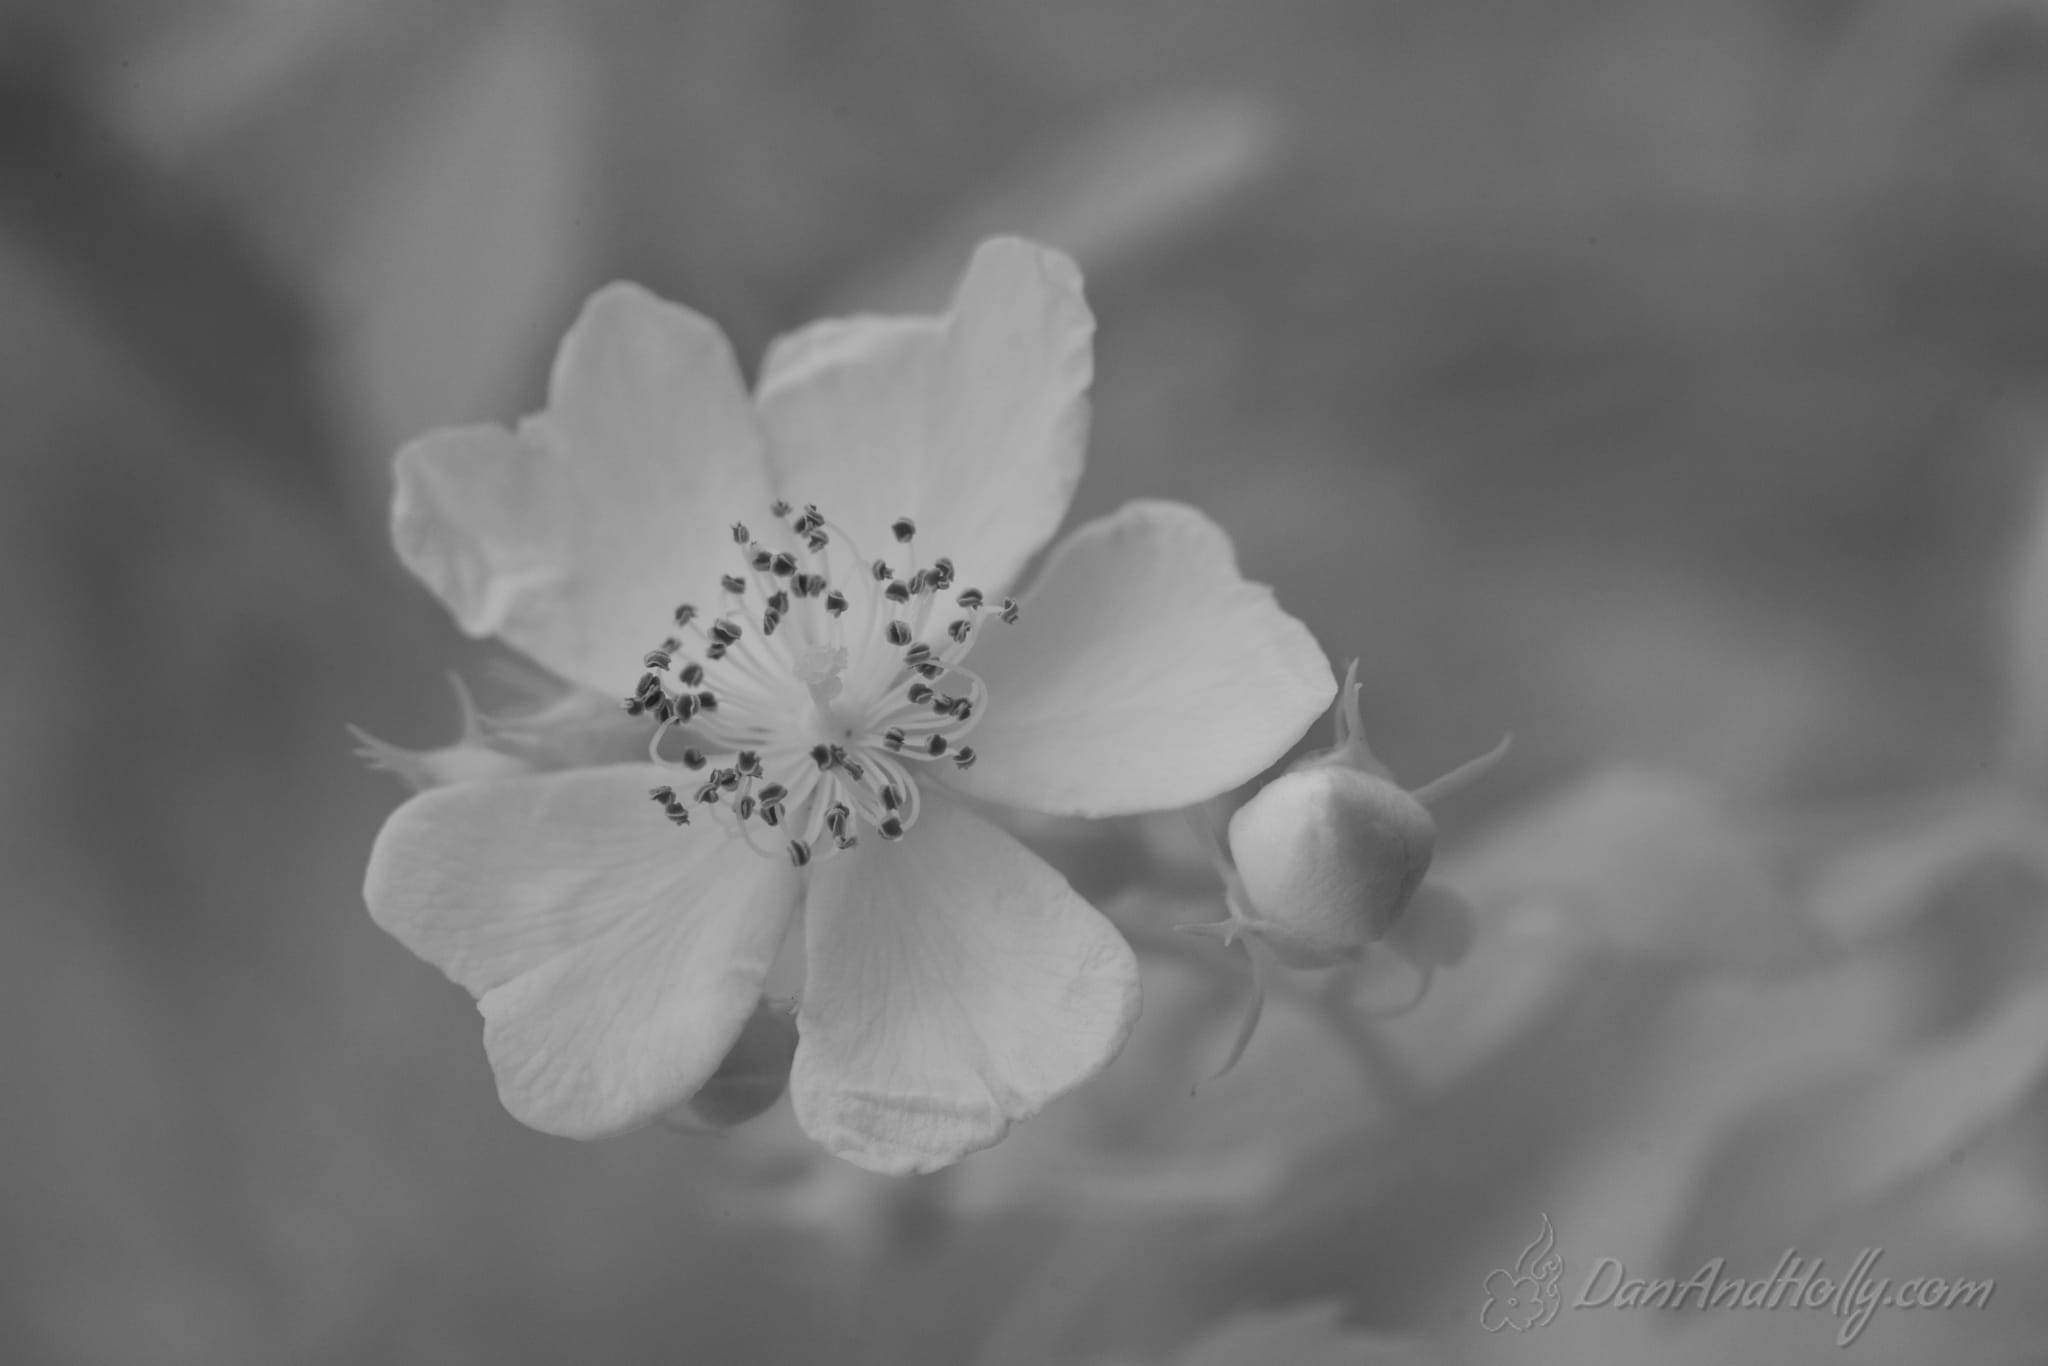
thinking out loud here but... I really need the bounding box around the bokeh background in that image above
[6,2,2048,1363]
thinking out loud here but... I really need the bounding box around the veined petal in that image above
[789,788,1139,1174]
[393,284,774,696]
[947,500,1335,817]
[364,764,801,1138]
[755,237,1092,598]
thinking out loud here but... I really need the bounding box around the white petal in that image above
[789,789,1139,1174]
[393,283,773,695]
[948,500,1335,817]
[755,237,1092,598]
[364,764,801,1138]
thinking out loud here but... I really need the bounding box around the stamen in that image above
[632,501,995,857]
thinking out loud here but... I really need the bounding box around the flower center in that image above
[622,501,1018,866]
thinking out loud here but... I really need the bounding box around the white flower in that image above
[363,238,1333,1173]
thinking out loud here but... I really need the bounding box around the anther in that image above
[717,768,742,792]
[806,530,829,552]
[881,786,902,810]
[736,795,756,820]
[879,816,905,841]
[907,570,927,595]
[756,783,788,805]
[643,649,672,670]
[750,548,773,572]
[635,671,662,698]
[953,746,977,769]
[916,661,945,679]
[767,590,790,615]
[649,785,676,805]
[957,588,984,610]
[673,604,698,627]
[1000,598,1020,624]
[794,572,825,597]
[681,748,707,770]
[927,735,949,757]
[891,516,916,543]
[825,590,848,617]
[696,691,718,712]
[736,750,761,776]
[761,609,781,636]
[760,804,782,827]
[672,693,699,722]
[720,574,746,595]
[907,682,934,704]
[947,619,972,644]
[949,698,973,720]
[836,835,859,851]
[904,642,932,665]
[770,499,792,518]
[710,619,742,646]
[931,557,955,588]
[621,697,645,716]
[770,552,798,578]
[731,522,750,544]
[666,807,692,825]
[788,839,812,868]
[679,663,705,686]
[884,728,906,751]
[885,621,913,646]
[695,783,721,804]
[811,744,832,769]
[872,559,893,581]
[706,642,727,661]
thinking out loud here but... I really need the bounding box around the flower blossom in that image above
[362,238,1333,1173]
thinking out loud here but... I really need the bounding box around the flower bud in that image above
[1217,659,1506,969]
[1227,762,1437,968]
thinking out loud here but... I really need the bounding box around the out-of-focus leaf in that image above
[1453,766,1820,969]
[1085,1302,1439,1366]
[326,10,592,455]
[675,998,800,1131]
[1664,978,2048,1271]
[830,92,1283,311]
[1804,784,2048,944]
[2006,461,2048,788]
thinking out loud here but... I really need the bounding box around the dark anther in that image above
[947,619,972,644]
[907,682,934,704]
[953,746,977,768]
[731,522,750,544]
[770,552,798,578]
[673,604,699,627]
[757,782,788,804]
[811,743,832,769]
[721,574,747,595]
[931,557,955,588]
[884,728,906,751]
[825,590,849,617]
[681,748,708,770]
[787,839,812,868]
[872,559,892,581]
[806,530,829,552]
[927,735,949,756]
[696,690,718,712]
[770,499,792,517]
[679,662,705,686]
[879,816,905,840]
[621,697,645,716]
[957,588,984,610]
[1000,598,1020,624]
[885,621,912,646]
[650,785,677,804]
[736,796,756,820]
[891,517,916,543]
[643,649,672,670]
[767,590,790,615]
[751,548,773,572]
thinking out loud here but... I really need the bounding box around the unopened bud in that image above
[1215,659,1507,969]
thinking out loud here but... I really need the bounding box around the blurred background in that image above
[6,1,2048,1362]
